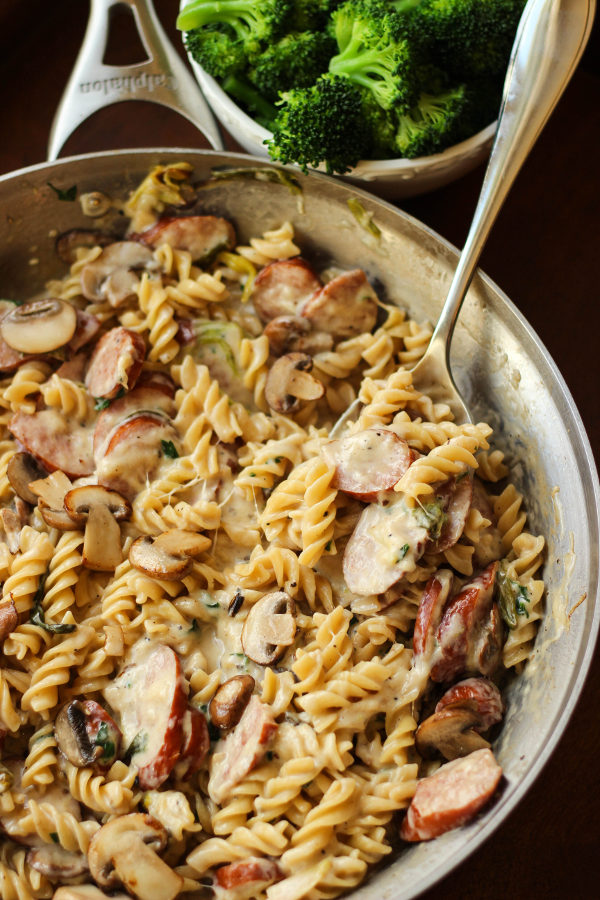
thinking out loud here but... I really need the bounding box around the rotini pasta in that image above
[0,165,546,900]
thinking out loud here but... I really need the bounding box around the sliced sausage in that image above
[96,413,181,499]
[0,600,18,643]
[0,339,39,373]
[435,678,504,732]
[413,569,454,662]
[322,428,417,501]
[430,562,501,683]
[133,215,235,262]
[85,327,146,400]
[103,645,187,790]
[250,258,322,322]
[93,385,175,460]
[300,269,378,338]
[427,475,473,553]
[55,352,88,382]
[343,495,429,596]
[400,748,503,842]
[55,228,116,265]
[214,858,283,892]
[9,408,94,478]
[208,696,277,804]
[80,241,156,304]
[68,309,102,354]
[176,707,210,779]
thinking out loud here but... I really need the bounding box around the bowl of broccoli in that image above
[177,0,525,198]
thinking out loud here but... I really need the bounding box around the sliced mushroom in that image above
[0,600,18,643]
[80,191,113,218]
[88,813,182,900]
[129,529,210,580]
[80,241,156,307]
[28,470,75,530]
[7,451,47,505]
[27,842,89,879]
[264,352,324,414]
[209,675,255,730]
[0,508,23,554]
[64,485,131,571]
[263,315,334,357]
[415,706,490,761]
[241,591,296,666]
[54,699,121,769]
[0,299,77,354]
[55,228,116,265]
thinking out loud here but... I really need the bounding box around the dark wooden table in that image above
[1,2,599,897]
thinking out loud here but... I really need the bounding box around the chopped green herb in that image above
[324,540,332,552]
[94,722,115,763]
[94,397,111,411]
[496,562,531,629]
[47,182,77,202]
[161,440,179,458]
[50,832,59,843]
[188,618,200,633]
[30,572,76,634]
[412,498,447,541]
[396,543,410,563]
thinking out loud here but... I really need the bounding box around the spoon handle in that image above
[428,0,596,363]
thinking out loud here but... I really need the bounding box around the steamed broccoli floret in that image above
[177,1,292,56]
[290,0,344,31]
[267,75,373,174]
[406,0,526,79]
[328,0,419,112]
[248,31,336,101]
[184,26,246,80]
[392,84,467,157]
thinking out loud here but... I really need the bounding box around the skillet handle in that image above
[47,0,223,160]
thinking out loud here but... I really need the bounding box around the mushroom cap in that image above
[128,530,210,580]
[64,485,131,524]
[80,241,155,304]
[54,701,98,768]
[88,813,167,887]
[209,675,255,730]
[415,706,490,761]
[26,843,89,880]
[241,591,296,666]
[264,352,324,414]
[0,299,77,354]
[6,452,47,505]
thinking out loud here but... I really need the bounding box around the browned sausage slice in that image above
[134,215,235,262]
[85,327,146,400]
[176,707,210,780]
[208,696,277,804]
[103,645,187,790]
[9,409,94,478]
[322,428,417,501]
[250,258,322,322]
[214,858,283,891]
[300,269,378,338]
[413,569,454,662]
[343,495,429,596]
[400,748,503,842]
[96,413,181,499]
[68,309,102,354]
[0,600,18,643]
[427,475,474,553]
[93,385,175,460]
[430,561,501,683]
[435,678,504,732]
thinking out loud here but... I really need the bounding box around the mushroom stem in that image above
[83,505,123,572]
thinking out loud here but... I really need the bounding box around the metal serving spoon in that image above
[334,0,595,430]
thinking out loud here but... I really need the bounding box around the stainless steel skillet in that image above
[0,149,598,899]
